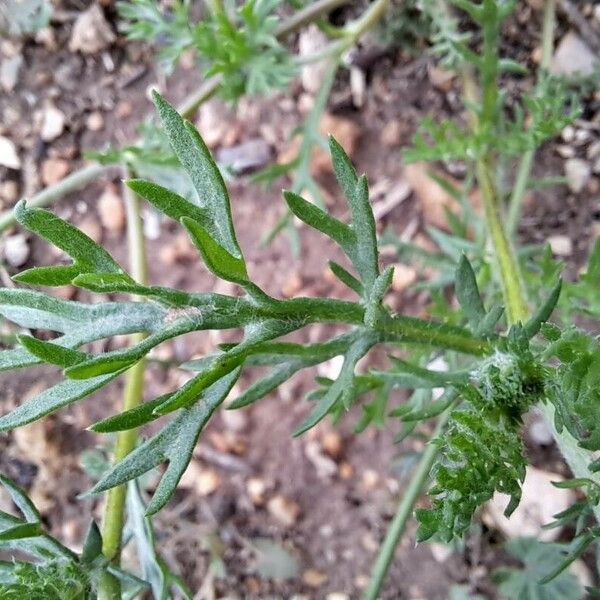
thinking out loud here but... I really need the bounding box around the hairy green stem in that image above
[471,0,600,526]
[364,411,451,600]
[99,174,148,598]
[507,0,556,235]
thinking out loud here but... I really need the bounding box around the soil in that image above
[1,1,600,599]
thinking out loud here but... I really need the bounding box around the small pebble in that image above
[547,234,573,257]
[267,495,300,527]
[41,158,70,185]
[40,104,66,142]
[565,158,591,193]
[3,233,29,267]
[98,186,125,234]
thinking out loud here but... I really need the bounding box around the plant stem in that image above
[507,0,556,235]
[469,0,600,525]
[99,173,148,598]
[0,163,114,234]
[363,411,451,600]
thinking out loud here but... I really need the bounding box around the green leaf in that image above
[228,361,303,409]
[152,91,242,257]
[0,372,120,431]
[329,136,379,291]
[12,200,130,286]
[90,369,240,515]
[364,266,393,327]
[126,178,208,224]
[90,394,169,433]
[127,480,192,600]
[181,216,248,285]
[523,279,562,338]
[283,190,355,254]
[455,255,486,326]
[17,335,87,368]
[293,332,378,436]
[328,260,362,295]
[0,475,40,523]
[0,522,42,542]
[0,289,167,336]
[80,521,102,564]
[492,537,582,599]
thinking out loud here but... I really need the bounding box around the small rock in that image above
[484,466,573,541]
[299,25,330,94]
[391,263,417,293]
[40,104,66,142]
[267,495,300,527]
[281,272,302,297]
[197,100,236,149]
[362,469,379,490]
[41,158,70,185]
[179,461,221,496]
[98,186,125,234]
[246,477,268,506]
[593,157,600,175]
[587,140,600,160]
[321,430,342,459]
[380,120,404,147]
[142,207,161,240]
[216,138,272,174]
[315,113,361,174]
[0,180,18,203]
[305,440,337,479]
[551,32,598,77]
[3,233,29,267]
[350,66,366,108]
[556,144,576,159]
[86,111,104,132]
[428,64,455,92]
[302,569,328,588]
[429,543,453,563]
[547,234,573,257]
[561,125,575,143]
[326,593,349,600]
[339,462,353,480]
[196,468,221,496]
[116,101,133,119]
[0,136,20,169]
[69,4,116,54]
[0,55,23,92]
[565,158,591,193]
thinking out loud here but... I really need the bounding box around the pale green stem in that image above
[364,411,451,600]
[0,163,113,234]
[507,0,556,235]
[99,173,148,598]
